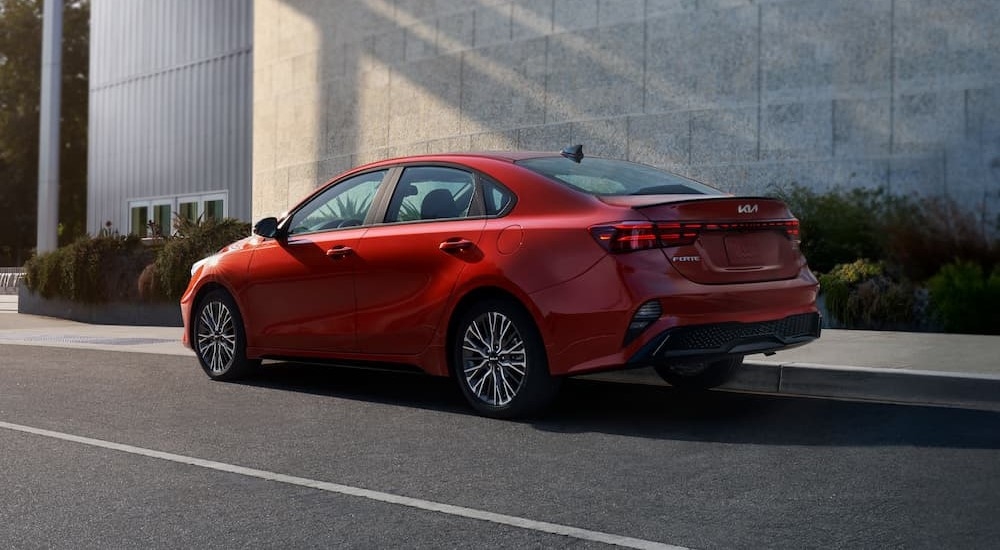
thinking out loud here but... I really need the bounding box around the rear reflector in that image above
[591,219,800,252]
[625,300,662,345]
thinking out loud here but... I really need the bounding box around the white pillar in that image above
[36,0,63,253]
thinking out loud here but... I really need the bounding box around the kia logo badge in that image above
[738,204,758,214]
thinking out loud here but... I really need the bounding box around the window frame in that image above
[278,168,394,237]
[375,162,516,227]
[381,165,481,224]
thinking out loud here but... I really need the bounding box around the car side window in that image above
[482,179,514,216]
[385,166,475,222]
[288,170,387,235]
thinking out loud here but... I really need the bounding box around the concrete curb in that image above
[581,361,1000,411]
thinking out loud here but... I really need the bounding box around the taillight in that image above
[590,222,659,252]
[590,218,801,252]
[656,222,702,246]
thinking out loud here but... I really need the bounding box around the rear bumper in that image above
[627,312,821,366]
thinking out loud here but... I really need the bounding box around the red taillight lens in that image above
[590,222,658,252]
[784,219,801,244]
[656,222,702,247]
[590,218,801,253]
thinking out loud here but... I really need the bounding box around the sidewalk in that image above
[2,294,999,410]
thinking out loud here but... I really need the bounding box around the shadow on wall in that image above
[254,0,1000,226]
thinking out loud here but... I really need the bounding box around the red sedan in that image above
[181,146,820,418]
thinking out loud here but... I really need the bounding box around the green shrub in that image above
[775,184,999,281]
[23,234,154,303]
[819,259,917,329]
[882,197,999,282]
[773,185,887,273]
[155,217,251,300]
[928,261,1000,335]
[24,217,248,304]
[24,246,68,299]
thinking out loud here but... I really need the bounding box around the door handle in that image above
[326,245,354,259]
[439,239,474,253]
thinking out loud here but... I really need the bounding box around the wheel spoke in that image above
[462,343,487,357]
[470,369,489,395]
[467,321,490,350]
[463,358,488,376]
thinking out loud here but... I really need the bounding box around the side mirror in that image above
[253,217,281,239]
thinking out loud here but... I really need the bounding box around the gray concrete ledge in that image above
[17,286,182,327]
[582,361,1000,412]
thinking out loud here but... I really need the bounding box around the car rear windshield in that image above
[516,156,723,196]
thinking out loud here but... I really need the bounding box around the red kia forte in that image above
[181,146,820,418]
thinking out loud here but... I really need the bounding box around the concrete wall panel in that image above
[691,108,758,164]
[762,0,892,100]
[627,112,691,169]
[646,7,758,112]
[461,39,548,133]
[545,23,645,123]
[252,0,1000,225]
[761,101,834,161]
[833,99,892,158]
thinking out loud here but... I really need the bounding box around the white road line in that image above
[0,420,688,550]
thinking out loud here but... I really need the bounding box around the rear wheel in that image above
[654,356,743,390]
[452,299,560,419]
[193,289,259,381]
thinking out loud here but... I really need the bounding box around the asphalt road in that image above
[1,344,998,549]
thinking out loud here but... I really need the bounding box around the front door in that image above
[242,169,388,353]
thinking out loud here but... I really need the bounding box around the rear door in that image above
[353,165,487,355]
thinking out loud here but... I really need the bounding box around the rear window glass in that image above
[517,157,723,196]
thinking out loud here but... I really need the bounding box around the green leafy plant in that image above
[927,261,1000,335]
[819,259,917,329]
[774,184,999,281]
[772,185,887,274]
[24,234,153,303]
[397,201,421,222]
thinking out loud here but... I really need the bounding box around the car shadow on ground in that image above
[240,361,1000,450]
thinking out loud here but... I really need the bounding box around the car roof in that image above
[353,151,557,171]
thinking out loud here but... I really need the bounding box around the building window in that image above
[130,205,149,237]
[178,201,199,225]
[204,198,224,221]
[127,192,229,236]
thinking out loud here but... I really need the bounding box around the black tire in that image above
[654,356,743,390]
[451,299,560,419]
[192,289,259,381]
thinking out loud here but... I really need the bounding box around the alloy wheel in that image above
[196,299,237,375]
[461,311,527,406]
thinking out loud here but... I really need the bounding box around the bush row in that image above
[777,185,1000,335]
[24,217,251,304]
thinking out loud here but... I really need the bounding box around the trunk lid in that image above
[601,195,804,284]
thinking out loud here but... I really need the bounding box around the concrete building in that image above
[253,0,1000,227]
[87,0,253,237]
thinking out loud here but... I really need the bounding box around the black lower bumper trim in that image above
[628,312,821,365]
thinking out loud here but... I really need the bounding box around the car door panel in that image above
[240,169,390,353]
[353,219,486,354]
[242,229,365,352]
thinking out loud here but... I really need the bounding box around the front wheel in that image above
[452,299,560,419]
[193,289,259,381]
[654,356,743,390]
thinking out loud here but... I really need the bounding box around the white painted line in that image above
[0,420,688,550]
